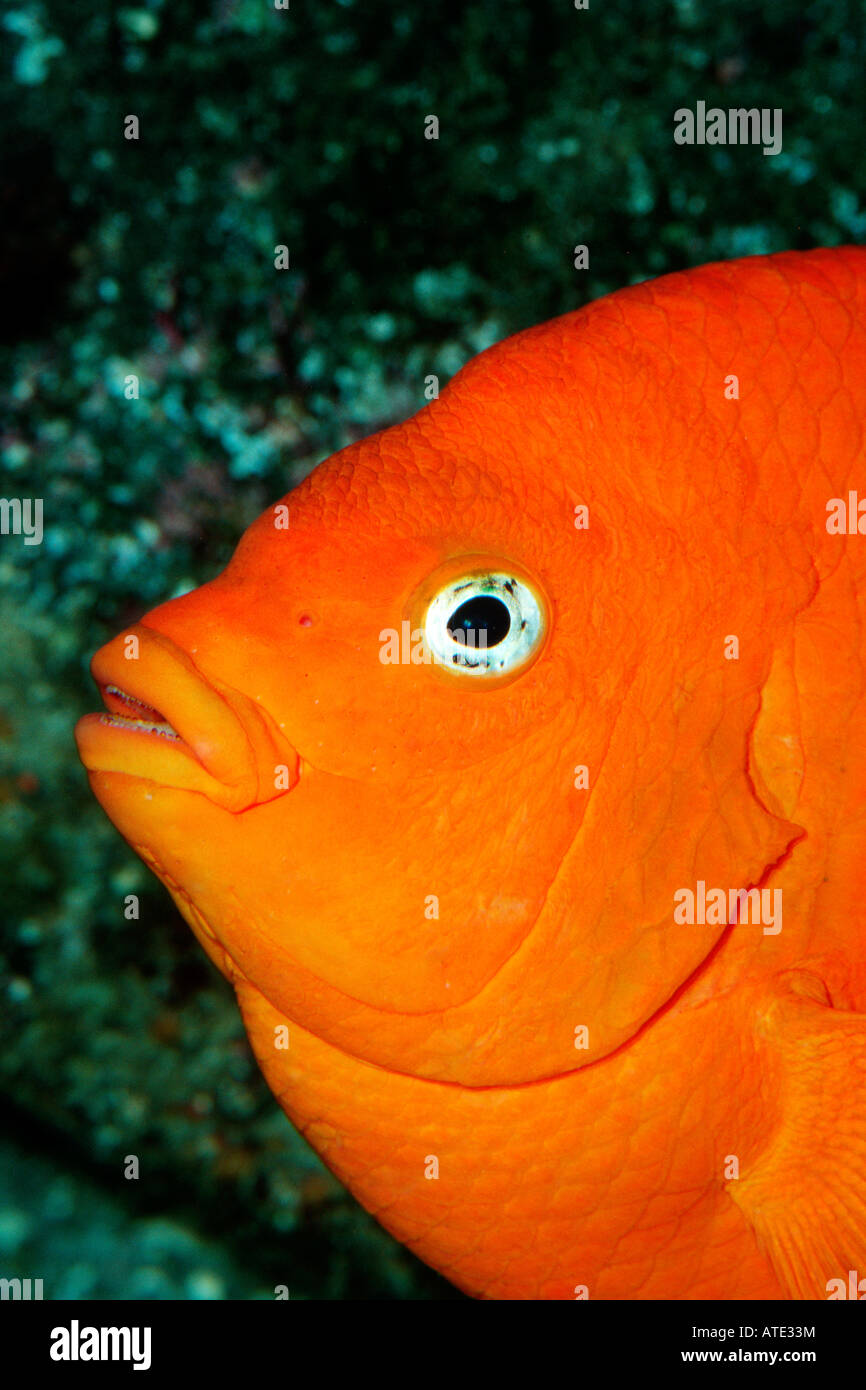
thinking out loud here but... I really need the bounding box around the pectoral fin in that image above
[730,975,866,1300]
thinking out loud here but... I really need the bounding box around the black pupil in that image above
[447,595,511,649]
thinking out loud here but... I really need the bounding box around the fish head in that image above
[75,269,808,1085]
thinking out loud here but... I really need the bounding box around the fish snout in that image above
[75,624,298,811]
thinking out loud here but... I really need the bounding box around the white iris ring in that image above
[423,572,545,676]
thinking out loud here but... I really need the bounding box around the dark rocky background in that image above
[1,0,864,1298]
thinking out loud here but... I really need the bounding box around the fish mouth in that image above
[75,624,298,812]
[99,684,185,741]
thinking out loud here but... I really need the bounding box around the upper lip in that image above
[75,623,298,811]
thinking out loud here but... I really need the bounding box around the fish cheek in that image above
[220,755,570,1014]
[85,719,571,1027]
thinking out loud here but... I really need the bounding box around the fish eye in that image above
[423,571,546,676]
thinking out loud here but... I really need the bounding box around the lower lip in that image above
[74,709,234,803]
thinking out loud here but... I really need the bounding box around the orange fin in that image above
[731,975,866,1300]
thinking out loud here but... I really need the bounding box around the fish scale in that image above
[76,247,866,1298]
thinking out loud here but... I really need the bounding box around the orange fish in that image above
[76,247,866,1300]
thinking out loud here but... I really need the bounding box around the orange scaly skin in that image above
[76,248,866,1299]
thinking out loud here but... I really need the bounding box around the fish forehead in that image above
[250,419,567,555]
[267,247,866,554]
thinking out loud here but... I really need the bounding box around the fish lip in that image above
[74,623,298,811]
[98,684,185,741]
